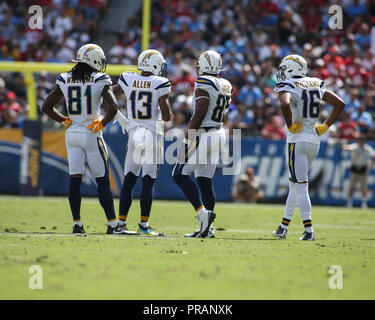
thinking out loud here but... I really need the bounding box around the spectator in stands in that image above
[0,91,22,128]
[336,111,360,140]
[0,0,374,142]
[352,105,373,136]
[232,167,264,203]
[262,115,286,140]
[172,68,195,95]
[229,102,254,135]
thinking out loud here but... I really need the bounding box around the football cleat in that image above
[107,223,137,235]
[197,210,216,238]
[184,227,200,238]
[138,224,160,236]
[73,224,86,235]
[299,231,316,241]
[185,224,215,238]
[272,225,288,239]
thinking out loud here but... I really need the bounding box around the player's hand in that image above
[87,119,104,133]
[61,117,72,129]
[315,123,329,136]
[287,122,303,134]
[114,110,129,134]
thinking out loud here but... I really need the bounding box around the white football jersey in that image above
[117,72,171,135]
[56,71,112,134]
[274,76,327,145]
[193,75,232,128]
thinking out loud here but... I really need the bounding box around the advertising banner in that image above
[0,126,374,207]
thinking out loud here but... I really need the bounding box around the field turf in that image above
[0,195,374,300]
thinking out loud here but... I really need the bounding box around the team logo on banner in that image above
[20,120,42,195]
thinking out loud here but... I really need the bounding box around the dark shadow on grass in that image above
[1,231,172,238]
[218,237,279,241]
[3,231,72,235]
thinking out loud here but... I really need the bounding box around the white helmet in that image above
[197,50,222,76]
[277,54,307,82]
[72,43,106,72]
[137,49,167,76]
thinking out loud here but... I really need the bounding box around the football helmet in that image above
[277,54,307,82]
[72,43,106,72]
[197,50,222,76]
[137,49,167,76]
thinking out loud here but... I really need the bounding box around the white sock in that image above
[196,206,207,216]
[73,221,83,227]
[140,221,149,228]
[118,220,126,226]
[284,181,298,223]
[108,220,118,228]
[296,183,311,219]
[296,183,314,232]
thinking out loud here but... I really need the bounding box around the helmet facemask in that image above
[196,61,202,76]
[99,57,107,73]
[277,65,287,82]
[159,62,167,76]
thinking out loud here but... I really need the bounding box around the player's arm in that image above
[111,82,129,133]
[87,85,119,133]
[279,91,302,133]
[316,90,345,136]
[41,85,71,128]
[101,85,119,127]
[159,94,172,122]
[111,84,124,98]
[188,88,209,132]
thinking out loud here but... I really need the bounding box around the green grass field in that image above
[0,195,374,300]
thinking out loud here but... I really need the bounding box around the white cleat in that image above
[185,224,215,238]
[196,210,216,238]
[299,231,316,241]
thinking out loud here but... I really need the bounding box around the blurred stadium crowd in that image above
[0,0,374,141]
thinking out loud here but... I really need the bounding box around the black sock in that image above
[140,175,156,222]
[281,217,291,228]
[119,172,138,219]
[69,176,82,221]
[96,176,116,221]
[173,173,203,211]
[197,177,215,211]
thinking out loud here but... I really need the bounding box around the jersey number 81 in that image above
[67,86,92,115]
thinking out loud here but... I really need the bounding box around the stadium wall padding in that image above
[0,126,374,207]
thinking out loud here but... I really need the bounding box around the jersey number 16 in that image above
[301,89,320,119]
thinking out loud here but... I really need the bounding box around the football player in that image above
[112,49,172,236]
[272,55,345,240]
[42,43,128,235]
[172,50,232,238]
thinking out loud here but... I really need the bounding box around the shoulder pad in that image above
[94,73,111,83]
[56,74,66,84]
[195,76,219,91]
[218,78,232,95]
[155,79,171,90]
[119,73,130,87]
[275,81,296,90]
